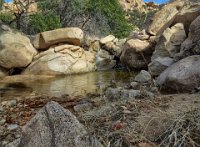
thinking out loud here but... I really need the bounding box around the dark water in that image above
[0,70,135,101]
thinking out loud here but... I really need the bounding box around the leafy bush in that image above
[85,0,132,38]
[29,13,61,33]
[0,13,14,25]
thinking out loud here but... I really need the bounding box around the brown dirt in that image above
[0,93,200,146]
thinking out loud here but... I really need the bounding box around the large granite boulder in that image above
[18,101,103,147]
[147,0,184,35]
[176,15,200,59]
[0,25,37,69]
[151,23,186,60]
[148,57,174,77]
[173,0,200,33]
[0,67,7,78]
[23,44,96,75]
[157,55,200,91]
[148,0,200,36]
[120,39,153,69]
[33,27,84,49]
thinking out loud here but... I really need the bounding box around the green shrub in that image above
[29,13,61,33]
[0,13,14,25]
[85,0,132,38]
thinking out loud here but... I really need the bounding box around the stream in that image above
[0,70,136,101]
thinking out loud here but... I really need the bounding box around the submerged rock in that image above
[18,101,102,147]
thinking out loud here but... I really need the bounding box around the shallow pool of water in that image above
[0,70,136,101]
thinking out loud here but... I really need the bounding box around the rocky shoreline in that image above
[1,0,200,146]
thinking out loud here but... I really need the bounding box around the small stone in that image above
[74,103,93,112]
[1,100,17,107]
[128,90,141,98]
[135,70,151,83]
[0,119,6,125]
[5,138,20,147]
[2,141,9,146]
[145,91,155,98]
[7,124,19,131]
[130,82,139,89]
[150,87,159,93]
[100,35,115,44]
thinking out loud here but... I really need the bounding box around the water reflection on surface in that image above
[0,70,135,101]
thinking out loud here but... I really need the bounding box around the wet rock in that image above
[157,55,200,91]
[148,57,175,77]
[135,70,151,83]
[7,124,19,131]
[18,101,102,147]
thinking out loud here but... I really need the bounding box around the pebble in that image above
[7,124,19,131]
[2,100,17,107]
[0,119,6,125]
[74,103,93,112]
[130,82,139,89]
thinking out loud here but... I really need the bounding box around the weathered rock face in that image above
[151,23,186,60]
[33,27,84,49]
[129,30,150,41]
[18,101,103,147]
[100,35,115,44]
[96,49,116,71]
[23,44,96,75]
[173,0,200,33]
[157,55,200,91]
[0,25,37,69]
[147,0,185,36]
[100,35,125,57]
[176,15,200,59]
[148,0,200,36]
[134,70,151,83]
[0,67,7,78]
[148,57,174,77]
[120,39,153,69]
